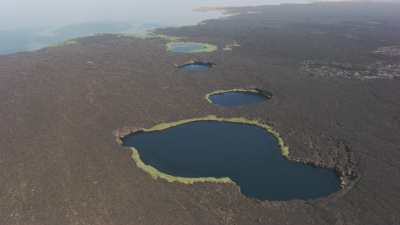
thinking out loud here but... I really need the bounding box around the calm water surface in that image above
[209,91,267,106]
[122,121,340,201]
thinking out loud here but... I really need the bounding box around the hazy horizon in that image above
[0,0,365,31]
[1,0,397,54]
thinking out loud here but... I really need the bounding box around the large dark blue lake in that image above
[122,121,340,201]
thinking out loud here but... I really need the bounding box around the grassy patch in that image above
[48,39,79,48]
[127,115,289,185]
[166,42,218,53]
[151,34,182,42]
[120,32,183,42]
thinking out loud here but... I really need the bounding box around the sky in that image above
[0,0,351,30]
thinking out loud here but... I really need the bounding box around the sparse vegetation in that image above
[374,46,400,57]
[301,60,400,80]
[119,32,183,42]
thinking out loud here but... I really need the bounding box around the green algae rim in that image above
[205,88,265,104]
[166,41,218,53]
[126,115,289,185]
[130,147,232,184]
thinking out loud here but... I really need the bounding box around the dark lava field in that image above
[0,2,399,225]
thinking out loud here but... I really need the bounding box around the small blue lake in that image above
[122,121,340,201]
[208,91,268,107]
[178,62,213,71]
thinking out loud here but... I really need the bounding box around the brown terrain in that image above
[0,2,400,225]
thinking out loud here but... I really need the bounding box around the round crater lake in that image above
[208,91,268,107]
[121,120,340,201]
[167,42,217,53]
